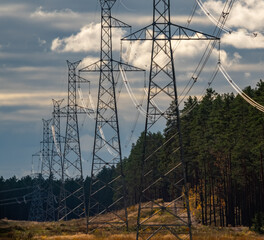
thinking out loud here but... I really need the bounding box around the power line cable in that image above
[219,63,264,112]
[0,191,34,203]
[195,0,232,33]
[119,0,136,12]
[0,186,33,194]
[178,0,236,104]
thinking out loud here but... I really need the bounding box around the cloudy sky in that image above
[0,0,263,178]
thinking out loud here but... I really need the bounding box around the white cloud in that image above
[50,0,264,54]
[30,6,97,31]
[122,40,152,69]
[122,38,241,71]
[203,0,264,32]
[31,6,77,19]
[79,57,99,69]
[51,23,125,53]
[224,62,264,72]
[117,14,210,27]
[122,39,214,70]
[222,29,264,49]
[221,52,242,66]
[227,0,264,31]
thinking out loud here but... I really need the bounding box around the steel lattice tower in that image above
[41,118,55,221]
[29,119,55,222]
[60,61,87,221]
[79,0,144,231]
[51,99,64,180]
[28,173,45,221]
[51,99,66,220]
[41,119,52,179]
[122,0,219,239]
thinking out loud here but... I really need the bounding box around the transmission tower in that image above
[41,118,55,221]
[79,0,144,231]
[51,99,64,180]
[29,119,54,222]
[122,0,219,239]
[41,119,52,179]
[59,60,89,221]
[51,99,65,220]
[28,173,44,221]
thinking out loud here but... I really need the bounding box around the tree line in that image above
[122,80,264,227]
[1,81,264,228]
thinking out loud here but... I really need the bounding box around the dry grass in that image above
[192,225,264,240]
[36,234,189,240]
[35,234,185,240]
[34,231,264,240]
[36,233,136,240]
[1,205,264,240]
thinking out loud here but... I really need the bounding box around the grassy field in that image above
[1,218,264,240]
[1,204,264,240]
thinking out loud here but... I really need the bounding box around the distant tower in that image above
[28,173,44,222]
[80,0,144,231]
[41,119,52,178]
[51,99,65,220]
[59,61,87,220]
[51,99,64,180]
[29,118,54,222]
[41,119,55,221]
[122,0,219,239]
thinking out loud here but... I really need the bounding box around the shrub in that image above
[252,212,264,234]
[11,230,34,240]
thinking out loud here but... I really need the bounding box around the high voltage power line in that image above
[23,2,264,239]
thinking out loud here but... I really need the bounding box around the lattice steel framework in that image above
[51,99,66,220]
[28,173,45,221]
[79,0,144,231]
[29,119,55,222]
[41,119,52,179]
[51,99,64,180]
[41,118,55,221]
[59,61,87,221]
[122,0,219,239]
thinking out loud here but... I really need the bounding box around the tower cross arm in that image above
[121,24,153,41]
[58,105,94,115]
[170,23,220,40]
[116,61,145,72]
[111,17,131,28]
[76,75,90,83]
[79,59,145,73]
[76,105,95,115]
[79,60,101,72]
[122,23,219,41]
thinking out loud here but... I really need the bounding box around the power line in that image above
[176,0,236,107]
[0,193,33,203]
[0,186,33,194]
